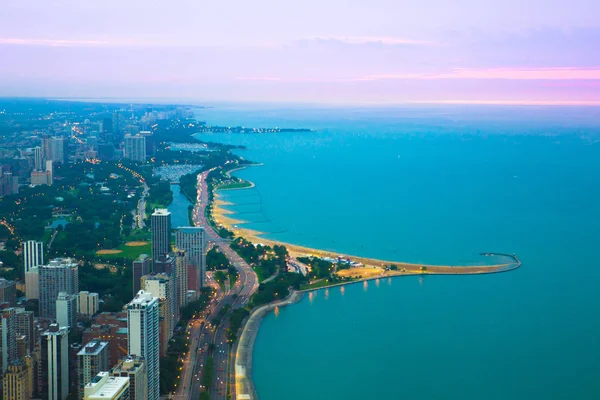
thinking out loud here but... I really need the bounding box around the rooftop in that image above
[152,208,170,216]
[85,372,129,399]
[78,340,108,356]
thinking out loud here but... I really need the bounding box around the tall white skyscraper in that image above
[23,240,44,274]
[56,292,77,330]
[41,324,69,400]
[124,134,146,162]
[39,258,79,319]
[151,209,171,270]
[127,291,159,400]
[0,308,17,375]
[175,227,206,289]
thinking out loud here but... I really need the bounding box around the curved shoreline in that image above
[214,179,517,274]
[235,291,304,400]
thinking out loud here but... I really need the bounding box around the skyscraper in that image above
[127,291,159,400]
[15,309,36,355]
[175,249,189,307]
[34,146,43,170]
[41,324,69,400]
[2,360,30,400]
[23,240,44,274]
[110,356,146,400]
[25,267,39,300]
[78,291,99,316]
[39,258,79,319]
[151,209,171,271]
[0,278,16,306]
[0,308,17,374]
[175,227,207,289]
[77,340,109,400]
[132,254,150,296]
[142,274,176,356]
[84,372,129,400]
[56,292,77,329]
[124,134,147,162]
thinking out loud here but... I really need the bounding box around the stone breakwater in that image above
[235,291,304,400]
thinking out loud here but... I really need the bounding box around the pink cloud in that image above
[309,35,437,46]
[236,77,282,81]
[0,38,133,47]
[357,67,600,81]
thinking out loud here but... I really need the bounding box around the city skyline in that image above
[1,0,599,104]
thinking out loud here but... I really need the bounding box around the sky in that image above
[1,0,599,104]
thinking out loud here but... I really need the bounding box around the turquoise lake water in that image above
[195,105,600,399]
[169,183,191,228]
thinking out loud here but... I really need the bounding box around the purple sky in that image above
[1,0,600,104]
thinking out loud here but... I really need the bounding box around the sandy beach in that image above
[212,192,517,275]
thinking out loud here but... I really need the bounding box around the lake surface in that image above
[195,105,600,399]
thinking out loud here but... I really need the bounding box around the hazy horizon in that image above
[1,0,600,104]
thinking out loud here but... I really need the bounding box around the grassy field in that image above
[218,181,253,190]
[97,242,151,261]
[299,279,332,290]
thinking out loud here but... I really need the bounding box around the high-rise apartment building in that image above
[24,240,44,274]
[110,356,146,400]
[175,249,188,307]
[124,134,146,162]
[39,258,79,319]
[132,254,150,296]
[34,146,43,170]
[84,372,129,400]
[56,292,77,329]
[127,291,159,400]
[25,267,39,300]
[151,209,171,271]
[16,309,36,355]
[2,360,30,400]
[175,227,207,289]
[78,291,99,316]
[41,324,69,400]
[0,308,17,374]
[0,278,16,306]
[142,274,176,356]
[77,340,109,400]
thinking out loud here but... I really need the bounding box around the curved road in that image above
[175,169,259,400]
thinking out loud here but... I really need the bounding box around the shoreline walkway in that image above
[233,253,521,399]
[235,291,304,400]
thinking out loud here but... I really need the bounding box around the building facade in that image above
[0,278,16,306]
[25,267,39,300]
[78,291,99,316]
[124,134,146,162]
[77,340,109,400]
[132,254,150,296]
[175,250,188,307]
[127,291,159,400]
[56,292,77,329]
[175,227,207,289]
[110,356,146,400]
[39,258,79,319]
[142,274,176,356]
[23,240,44,274]
[0,308,17,374]
[2,360,30,400]
[41,324,69,400]
[151,209,171,271]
